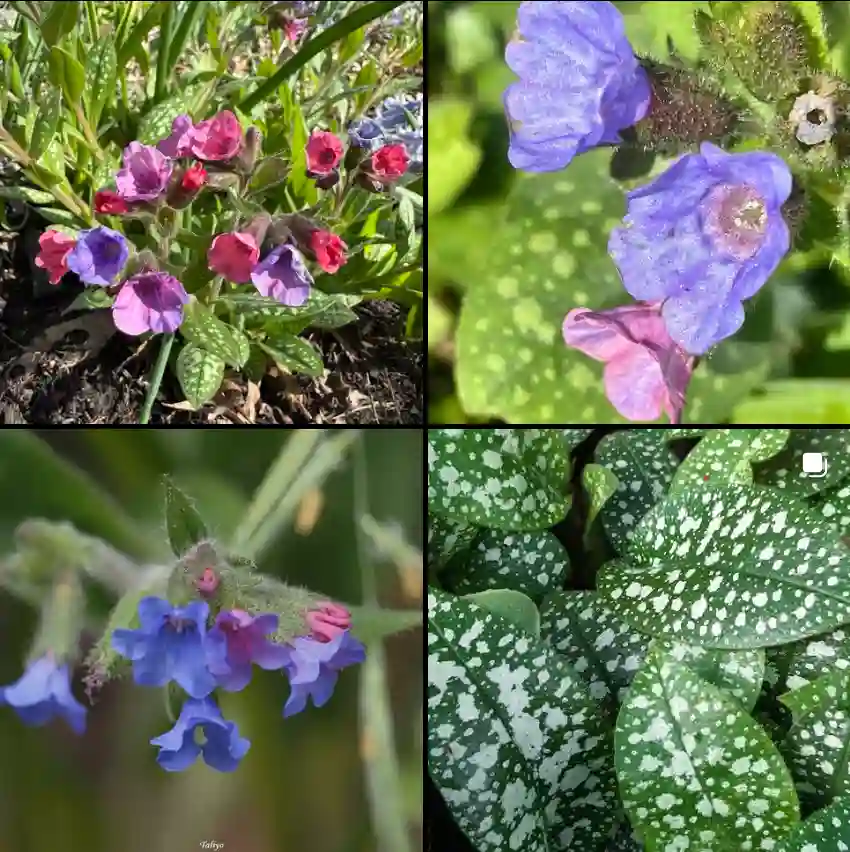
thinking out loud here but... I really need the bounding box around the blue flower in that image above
[504,1,651,172]
[281,630,365,718]
[0,655,86,734]
[150,696,250,772]
[206,610,289,692]
[65,226,130,287]
[111,597,217,698]
[608,142,792,354]
[348,118,385,149]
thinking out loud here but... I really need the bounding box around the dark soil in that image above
[0,221,422,425]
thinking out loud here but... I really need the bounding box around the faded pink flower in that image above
[208,232,260,283]
[562,302,693,423]
[189,110,244,161]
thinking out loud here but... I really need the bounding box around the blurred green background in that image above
[0,429,422,852]
[428,0,850,424]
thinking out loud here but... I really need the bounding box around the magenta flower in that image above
[115,142,174,202]
[206,610,289,692]
[65,226,129,287]
[250,244,313,307]
[189,110,244,161]
[563,302,693,423]
[306,601,352,643]
[112,271,189,335]
[156,114,195,158]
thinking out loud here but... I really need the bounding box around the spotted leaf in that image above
[428,514,478,573]
[595,430,680,552]
[540,591,648,705]
[446,529,570,602]
[808,478,850,537]
[753,429,850,496]
[616,643,800,852]
[428,589,618,852]
[562,429,594,451]
[774,793,850,852]
[670,428,789,495]
[583,463,620,542]
[786,627,850,690]
[606,821,645,852]
[428,429,571,531]
[598,484,850,649]
[462,589,540,638]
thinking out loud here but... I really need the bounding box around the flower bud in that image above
[167,162,208,209]
[267,217,294,246]
[314,168,339,190]
[94,189,130,215]
[205,171,241,192]
[242,212,272,248]
[355,170,384,193]
[236,126,262,174]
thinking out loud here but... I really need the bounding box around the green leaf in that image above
[670,428,790,494]
[163,477,208,558]
[582,463,619,541]
[427,514,478,573]
[85,36,117,128]
[221,290,359,329]
[40,0,79,47]
[427,98,482,215]
[349,605,422,644]
[753,429,850,496]
[561,428,593,451]
[63,288,114,313]
[257,335,324,378]
[595,430,680,552]
[785,627,850,690]
[428,588,618,852]
[428,428,571,531]
[733,380,850,424]
[180,299,250,369]
[137,86,201,145]
[176,343,224,409]
[116,0,166,66]
[810,478,850,537]
[617,643,799,851]
[774,795,850,852]
[461,589,540,637]
[49,46,85,104]
[621,0,709,63]
[0,185,56,204]
[248,156,288,194]
[598,484,850,649]
[29,88,61,161]
[446,529,570,601]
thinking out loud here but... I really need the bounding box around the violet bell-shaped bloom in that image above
[504,1,651,172]
[608,142,792,354]
[206,610,289,692]
[115,142,174,202]
[281,629,366,717]
[111,597,217,698]
[250,244,313,307]
[112,272,189,335]
[156,114,195,158]
[0,655,86,734]
[65,226,129,287]
[563,301,693,423]
[150,696,250,772]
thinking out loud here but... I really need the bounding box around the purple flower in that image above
[0,655,86,734]
[281,630,365,717]
[608,142,792,354]
[115,141,174,202]
[111,597,216,698]
[206,610,289,692]
[156,114,195,158]
[150,696,250,772]
[65,226,129,286]
[504,1,651,172]
[251,244,313,306]
[112,272,189,335]
[563,302,692,423]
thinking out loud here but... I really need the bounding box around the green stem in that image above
[237,1,404,112]
[154,0,175,103]
[139,333,175,425]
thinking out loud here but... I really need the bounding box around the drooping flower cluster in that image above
[504,0,796,421]
[106,595,364,772]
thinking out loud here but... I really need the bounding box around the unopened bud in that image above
[195,566,220,597]
[167,163,208,208]
[242,212,272,247]
[236,127,262,174]
[314,168,339,190]
[355,170,384,193]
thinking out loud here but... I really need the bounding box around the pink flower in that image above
[94,190,130,214]
[562,302,693,423]
[309,229,347,274]
[284,18,308,42]
[115,142,173,202]
[112,272,189,335]
[156,114,195,158]
[181,162,208,192]
[34,229,76,285]
[208,232,260,283]
[371,144,409,180]
[305,130,343,175]
[189,110,244,161]
[306,602,352,643]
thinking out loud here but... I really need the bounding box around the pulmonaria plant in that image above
[503,0,845,421]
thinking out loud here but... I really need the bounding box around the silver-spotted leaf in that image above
[598,484,850,649]
[428,429,571,531]
[809,478,850,537]
[785,627,850,690]
[428,589,618,852]
[428,514,478,572]
[583,463,619,541]
[462,589,540,638]
[616,643,800,852]
[753,429,850,496]
[446,529,570,602]
[774,793,850,852]
[562,429,593,451]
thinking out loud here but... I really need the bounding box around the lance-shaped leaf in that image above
[176,343,225,409]
[753,429,850,496]
[595,430,680,552]
[428,514,478,573]
[462,589,540,637]
[773,792,850,852]
[428,589,618,852]
[616,644,799,852]
[163,477,208,558]
[445,529,570,602]
[598,484,850,649]
[428,428,571,531]
[582,463,619,542]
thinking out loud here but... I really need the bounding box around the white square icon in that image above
[802,452,827,477]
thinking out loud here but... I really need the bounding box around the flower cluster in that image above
[348,94,423,172]
[505,0,794,421]
[33,109,357,333]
